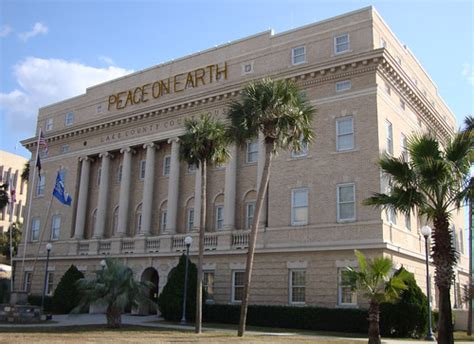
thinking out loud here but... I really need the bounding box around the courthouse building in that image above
[16,7,468,308]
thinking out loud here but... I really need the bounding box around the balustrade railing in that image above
[231,231,250,248]
[146,239,160,252]
[98,241,111,254]
[121,240,134,253]
[204,234,218,250]
[78,242,89,255]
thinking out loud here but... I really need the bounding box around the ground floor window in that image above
[338,268,357,306]
[289,269,306,304]
[232,270,244,302]
[24,271,32,292]
[203,271,215,302]
[46,272,54,295]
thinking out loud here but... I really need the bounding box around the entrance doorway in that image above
[139,267,159,315]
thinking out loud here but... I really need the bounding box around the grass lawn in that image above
[0,325,365,344]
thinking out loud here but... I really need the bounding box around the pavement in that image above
[0,313,466,343]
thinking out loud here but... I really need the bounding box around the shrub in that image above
[379,267,428,338]
[158,254,202,321]
[203,304,368,333]
[52,265,84,313]
[0,277,10,303]
[28,294,53,312]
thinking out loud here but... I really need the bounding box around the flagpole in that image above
[19,129,42,292]
[8,185,15,293]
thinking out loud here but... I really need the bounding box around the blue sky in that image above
[1,0,473,159]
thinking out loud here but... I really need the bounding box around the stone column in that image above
[94,152,113,238]
[140,143,157,236]
[223,144,237,230]
[193,166,202,231]
[167,138,180,233]
[117,147,134,237]
[74,157,91,239]
[257,134,267,226]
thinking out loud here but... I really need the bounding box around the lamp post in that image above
[421,225,435,341]
[100,259,107,271]
[181,236,193,324]
[41,243,52,313]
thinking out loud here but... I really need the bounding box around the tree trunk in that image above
[106,304,122,328]
[468,200,472,336]
[237,140,273,337]
[195,161,207,334]
[433,215,455,344]
[367,300,381,344]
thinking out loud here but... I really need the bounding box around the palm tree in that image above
[74,258,154,328]
[346,250,409,344]
[364,132,472,344]
[464,115,474,133]
[0,183,9,212]
[21,162,30,183]
[179,114,229,334]
[227,78,315,336]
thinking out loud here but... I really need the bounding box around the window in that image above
[36,177,45,196]
[215,205,224,230]
[96,104,103,114]
[401,134,408,162]
[291,136,308,158]
[65,112,74,126]
[160,211,167,232]
[51,215,61,240]
[242,62,253,74]
[289,269,306,304]
[31,218,40,241]
[232,270,245,302]
[117,164,122,182]
[387,208,397,225]
[97,168,102,186]
[135,204,142,234]
[112,207,119,234]
[46,272,54,295]
[338,268,357,305]
[380,38,386,48]
[291,189,308,226]
[337,183,355,222]
[139,160,146,180]
[188,163,197,173]
[400,99,406,110]
[386,120,393,155]
[24,271,32,292]
[292,46,306,65]
[187,208,194,231]
[203,271,215,302]
[163,156,171,176]
[336,116,354,151]
[246,140,258,163]
[45,118,53,132]
[405,212,411,231]
[334,34,350,54]
[336,80,352,92]
[245,202,255,230]
[61,144,69,154]
[91,209,97,233]
[384,82,391,95]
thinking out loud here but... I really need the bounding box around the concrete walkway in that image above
[0,313,459,344]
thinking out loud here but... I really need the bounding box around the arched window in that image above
[91,209,97,235]
[213,193,224,230]
[135,203,142,235]
[243,190,256,230]
[185,197,194,232]
[160,200,167,233]
[112,206,119,235]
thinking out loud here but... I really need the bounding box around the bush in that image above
[52,265,84,313]
[158,254,202,321]
[28,294,53,312]
[203,304,368,333]
[379,267,428,338]
[0,277,10,303]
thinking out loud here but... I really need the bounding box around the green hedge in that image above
[203,304,368,333]
[27,295,53,313]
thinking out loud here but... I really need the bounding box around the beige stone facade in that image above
[15,7,468,309]
[0,150,28,234]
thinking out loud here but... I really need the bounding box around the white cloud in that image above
[0,25,12,37]
[462,63,474,86]
[18,22,48,42]
[98,55,115,65]
[0,57,133,136]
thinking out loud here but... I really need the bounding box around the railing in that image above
[232,231,250,249]
[146,239,160,252]
[78,243,89,255]
[204,234,218,250]
[172,236,186,251]
[121,240,134,253]
[98,241,111,254]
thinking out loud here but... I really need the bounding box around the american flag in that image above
[8,174,16,204]
[39,130,48,153]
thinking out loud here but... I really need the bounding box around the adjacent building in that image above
[15,7,468,308]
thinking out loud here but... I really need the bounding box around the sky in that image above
[0,0,473,159]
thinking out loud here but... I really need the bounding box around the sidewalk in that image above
[0,313,453,344]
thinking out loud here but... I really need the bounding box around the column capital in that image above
[120,147,136,154]
[79,156,93,163]
[167,137,180,144]
[143,142,157,150]
[99,152,114,159]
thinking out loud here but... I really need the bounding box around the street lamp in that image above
[41,243,52,314]
[421,225,435,341]
[181,236,193,324]
[100,259,107,271]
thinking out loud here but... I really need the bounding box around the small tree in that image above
[379,267,428,338]
[346,250,408,344]
[157,254,201,321]
[75,258,153,328]
[52,265,84,313]
[0,223,22,258]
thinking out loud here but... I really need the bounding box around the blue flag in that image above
[53,171,72,206]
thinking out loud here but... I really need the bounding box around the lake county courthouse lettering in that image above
[16,7,468,309]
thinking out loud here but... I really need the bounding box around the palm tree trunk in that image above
[433,216,455,344]
[367,300,381,344]
[195,161,207,334]
[106,304,122,328]
[468,199,472,336]
[238,140,273,337]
